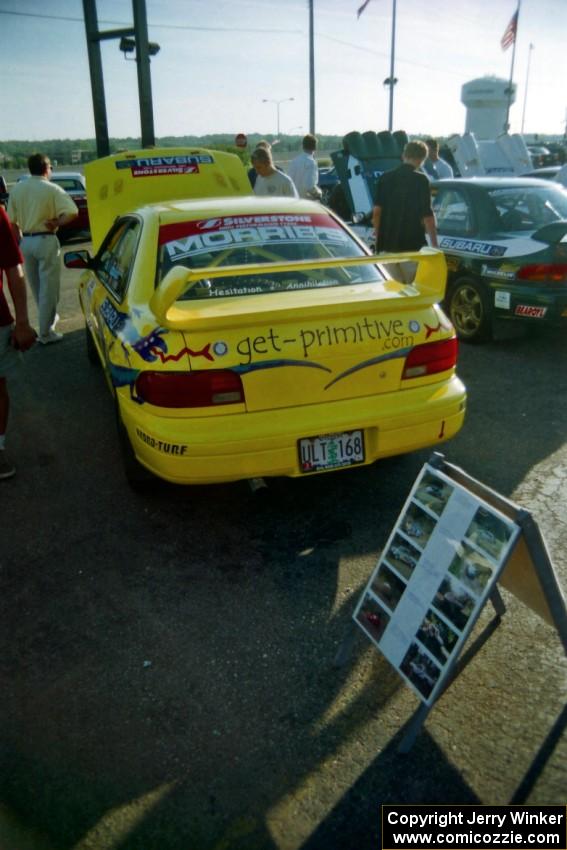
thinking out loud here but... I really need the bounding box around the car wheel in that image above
[115,401,154,490]
[85,324,100,366]
[447,277,492,342]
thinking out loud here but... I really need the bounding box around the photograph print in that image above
[416,609,459,665]
[400,642,442,700]
[371,564,407,612]
[401,502,437,548]
[448,542,494,596]
[465,506,514,562]
[415,471,453,517]
[385,534,421,580]
[355,593,391,644]
[433,576,476,632]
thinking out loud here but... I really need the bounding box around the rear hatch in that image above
[84,147,250,250]
[178,288,451,413]
[149,206,455,413]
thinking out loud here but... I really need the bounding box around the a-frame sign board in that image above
[338,452,567,754]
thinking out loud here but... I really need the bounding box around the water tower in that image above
[461,76,516,139]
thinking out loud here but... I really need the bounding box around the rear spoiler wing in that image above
[531,221,567,245]
[150,247,447,329]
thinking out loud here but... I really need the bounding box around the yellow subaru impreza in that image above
[65,147,466,486]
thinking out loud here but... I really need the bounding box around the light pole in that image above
[262,97,294,137]
[385,0,397,132]
[521,43,534,135]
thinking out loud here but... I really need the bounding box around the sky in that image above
[0,0,566,142]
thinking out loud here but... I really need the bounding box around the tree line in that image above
[0,133,345,168]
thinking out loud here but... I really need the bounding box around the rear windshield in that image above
[157,212,383,300]
[52,178,84,192]
[487,185,567,232]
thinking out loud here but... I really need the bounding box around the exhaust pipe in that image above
[248,477,268,493]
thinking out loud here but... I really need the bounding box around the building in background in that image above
[461,76,517,140]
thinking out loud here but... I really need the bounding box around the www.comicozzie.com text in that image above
[385,808,565,847]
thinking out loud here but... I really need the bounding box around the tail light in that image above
[402,337,458,380]
[516,264,567,282]
[135,370,244,408]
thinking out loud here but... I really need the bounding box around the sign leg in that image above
[333,626,360,667]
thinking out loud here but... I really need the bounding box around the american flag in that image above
[501,9,518,50]
[357,0,372,17]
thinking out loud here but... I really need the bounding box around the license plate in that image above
[299,430,365,473]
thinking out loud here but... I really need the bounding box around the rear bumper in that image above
[488,280,567,323]
[59,208,90,236]
[119,375,467,484]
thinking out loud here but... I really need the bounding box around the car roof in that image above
[432,176,561,189]
[17,171,84,182]
[136,195,329,224]
[522,166,561,177]
[51,171,85,180]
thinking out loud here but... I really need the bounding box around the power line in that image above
[0,8,301,34]
[0,5,485,80]
[318,34,467,79]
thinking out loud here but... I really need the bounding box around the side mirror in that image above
[64,250,91,269]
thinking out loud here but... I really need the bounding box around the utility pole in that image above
[309,0,315,134]
[504,1,521,132]
[82,0,157,157]
[132,0,156,147]
[82,0,110,157]
[521,43,534,135]
[382,0,398,132]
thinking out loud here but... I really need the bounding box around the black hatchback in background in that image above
[431,177,567,342]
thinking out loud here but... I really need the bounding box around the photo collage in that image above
[354,465,519,704]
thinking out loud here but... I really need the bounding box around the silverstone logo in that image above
[197,219,223,230]
[196,214,314,230]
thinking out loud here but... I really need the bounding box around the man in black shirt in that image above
[372,140,438,283]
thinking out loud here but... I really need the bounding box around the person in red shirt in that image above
[0,205,37,478]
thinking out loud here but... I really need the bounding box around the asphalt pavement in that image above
[1,242,566,850]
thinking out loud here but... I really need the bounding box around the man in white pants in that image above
[8,153,77,344]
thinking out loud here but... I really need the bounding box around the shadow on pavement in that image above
[1,326,566,848]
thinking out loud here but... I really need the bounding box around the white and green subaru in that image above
[431,177,567,342]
